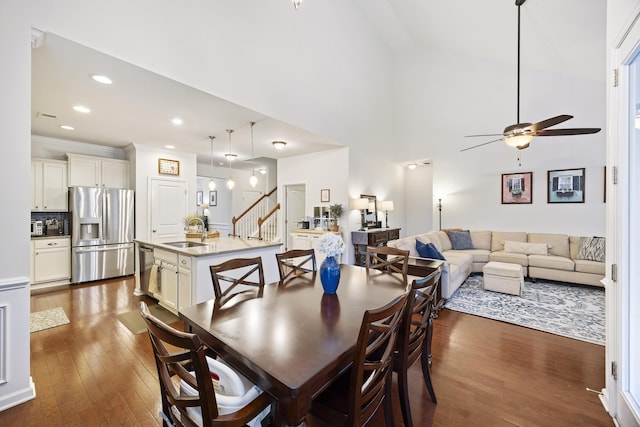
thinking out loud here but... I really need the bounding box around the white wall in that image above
[391,1,607,236]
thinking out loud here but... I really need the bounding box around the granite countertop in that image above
[134,235,282,257]
[31,234,70,240]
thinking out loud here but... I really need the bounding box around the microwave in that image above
[31,220,43,236]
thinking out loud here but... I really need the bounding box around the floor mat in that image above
[117,304,180,334]
[30,307,70,333]
[444,275,605,345]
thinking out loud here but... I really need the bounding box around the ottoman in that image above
[482,261,524,296]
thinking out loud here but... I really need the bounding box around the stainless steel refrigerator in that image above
[69,186,135,283]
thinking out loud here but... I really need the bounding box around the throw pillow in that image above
[447,230,474,250]
[576,237,606,262]
[415,240,446,260]
[504,241,548,255]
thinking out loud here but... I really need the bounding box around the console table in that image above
[351,228,400,266]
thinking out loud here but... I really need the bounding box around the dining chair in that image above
[209,257,265,307]
[139,301,273,427]
[366,246,410,285]
[394,269,442,427]
[309,292,409,426]
[275,248,317,281]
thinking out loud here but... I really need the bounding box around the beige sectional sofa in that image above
[387,230,605,300]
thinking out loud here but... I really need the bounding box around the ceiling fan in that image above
[461,0,601,153]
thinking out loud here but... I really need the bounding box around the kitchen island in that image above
[134,236,282,314]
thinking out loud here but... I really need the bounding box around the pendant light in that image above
[249,122,258,188]
[226,129,235,190]
[208,136,216,190]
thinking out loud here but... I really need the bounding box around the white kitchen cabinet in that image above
[290,231,342,265]
[67,153,129,189]
[31,159,68,211]
[154,248,178,312]
[32,237,70,284]
[177,255,192,311]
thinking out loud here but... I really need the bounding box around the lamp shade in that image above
[351,198,369,210]
[379,201,394,211]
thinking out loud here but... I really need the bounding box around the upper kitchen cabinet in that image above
[31,159,68,211]
[67,153,130,189]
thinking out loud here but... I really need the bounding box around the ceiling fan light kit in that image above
[462,0,600,153]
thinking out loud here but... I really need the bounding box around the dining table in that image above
[178,263,416,426]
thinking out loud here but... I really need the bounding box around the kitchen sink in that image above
[164,241,208,248]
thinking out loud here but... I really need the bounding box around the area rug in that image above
[444,276,605,345]
[30,307,70,333]
[117,304,180,335]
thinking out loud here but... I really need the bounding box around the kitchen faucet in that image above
[186,217,207,242]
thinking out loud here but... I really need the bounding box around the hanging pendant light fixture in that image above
[249,122,258,188]
[208,136,216,190]
[226,129,235,190]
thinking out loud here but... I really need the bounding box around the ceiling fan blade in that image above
[535,127,601,136]
[460,137,503,152]
[465,133,504,138]
[525,114,573,134]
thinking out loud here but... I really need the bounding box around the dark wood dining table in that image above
[178,264,414,426]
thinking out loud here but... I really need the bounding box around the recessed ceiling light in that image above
[59,125,74,130]
[258,168,267,175]
[90,74,112,84]
[73,105,91,113]
[171,117,183,126]
[165,145,175,149]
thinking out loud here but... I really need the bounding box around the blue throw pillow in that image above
[448,230,474,250]
[416,240,446,260]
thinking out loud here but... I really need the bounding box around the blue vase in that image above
[320,256,341,294]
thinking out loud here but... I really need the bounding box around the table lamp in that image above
[379,200,394,228]
[351,198,370,230]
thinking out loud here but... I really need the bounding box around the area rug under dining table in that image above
[444,275,605,345]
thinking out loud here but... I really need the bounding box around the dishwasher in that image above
[138,244,155,293]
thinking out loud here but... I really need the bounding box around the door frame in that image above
[282,183,306,251]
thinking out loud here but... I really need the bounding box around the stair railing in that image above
[258,203,281,242]
[231,188,277,239]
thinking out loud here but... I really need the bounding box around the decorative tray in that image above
[185,231,220,238]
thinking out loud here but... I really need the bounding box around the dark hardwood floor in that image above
[0,277,613,426]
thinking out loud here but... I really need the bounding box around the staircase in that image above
[231,188,281,242]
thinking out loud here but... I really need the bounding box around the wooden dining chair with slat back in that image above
[394,269,442,427]
[366,246,410,285]
[309,292,409,427]
[275,248,317,281]
[209,257,266,307]
[139,301,273,427]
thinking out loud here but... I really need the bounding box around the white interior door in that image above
[149,178,188,240]
[285,184,306,251]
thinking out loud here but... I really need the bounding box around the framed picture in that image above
[209,190,217,206]
[501,172,533,204]
[547,168,585,203]
[158,158,180,176]
[196,191,203,206]
[320,188,330,203]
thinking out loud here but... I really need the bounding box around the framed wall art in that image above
[501,172,533,204]
[158,158,180,176]
[547,168,585,203]
[320,188,330,203]
[210,190,218,206]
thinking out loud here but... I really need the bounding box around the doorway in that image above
[284,184,306,251]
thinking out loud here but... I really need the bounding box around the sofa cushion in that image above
[416,240,446,260]
[470,230,492,250]
[489,251,528,266]
[528,254,574,271]
[448,230,474,250]
[491,231,527,252]
[528,233,570,258]
[504,240,548,255]
[576,237,606,262]
[423,231,449,252]
[454,249,491,263]
[574,259,606,275]
[388,238,419,257]
[435,231,453,251]
[569,236,581,259]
